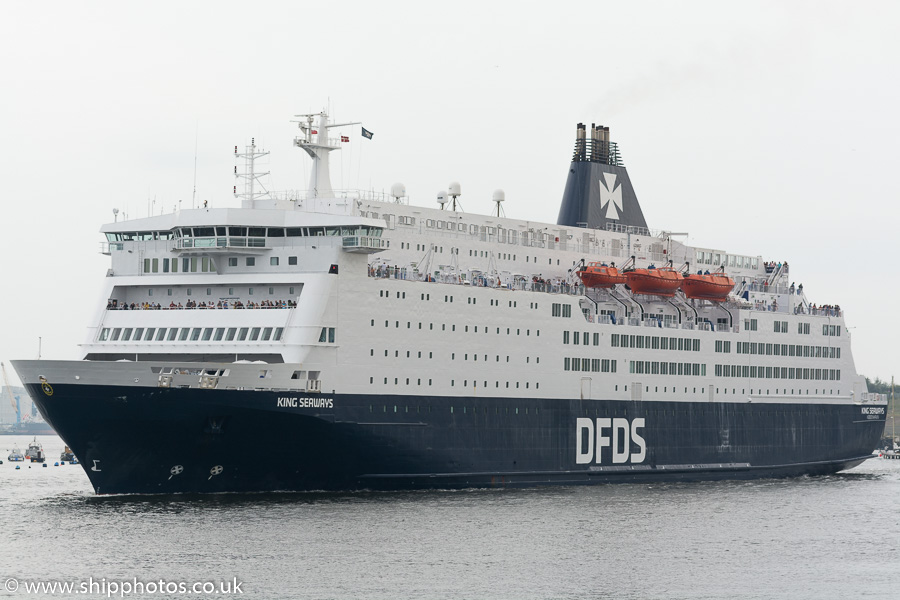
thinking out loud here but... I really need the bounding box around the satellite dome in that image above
[391,182,406,200]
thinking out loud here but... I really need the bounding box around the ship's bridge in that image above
[100,208,386,256]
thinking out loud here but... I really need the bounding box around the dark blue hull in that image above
[25,383,885,494]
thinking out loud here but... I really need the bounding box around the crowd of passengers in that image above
[106,299,296,310]
[796,303,841,317]
[764,260,788,273]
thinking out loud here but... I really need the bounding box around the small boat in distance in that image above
[25,438,44,463]
[60,446,76,463]
[577,262,626,288]
[682,270,736,302]
[625,263,684,297]
[7,447,24,462]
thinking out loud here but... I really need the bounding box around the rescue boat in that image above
[624,266,683,297]
[577,262,626,288]
[681,272,735,301]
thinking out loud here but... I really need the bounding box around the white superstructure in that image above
[84,111,874,408]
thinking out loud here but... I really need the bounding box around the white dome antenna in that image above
[437,190,448,210]
[391,182,407,204]
[448,181,462,211]
[492,189,505,218]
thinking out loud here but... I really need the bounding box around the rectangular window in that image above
[99,328,110,341]
[201,328,213,341]
[270,257,279,266]
[288,256,297,265]
[190,328,202,341]
[261,327,273,341]
[238,327,249,341]
[213,328,225,341]
[228,257,238,267]
[171,259,178,273]
[154,328,166,341]
[178,328,189,341]
[163,259,170,273]
[142,328,153,340]
[273,327,283,341]
[249,327,261,341]
[246,257,255,266]
[225,328,237,341]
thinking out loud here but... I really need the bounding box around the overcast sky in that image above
[1,0,898,385]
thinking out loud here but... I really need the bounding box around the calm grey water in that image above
[1,434,898,600]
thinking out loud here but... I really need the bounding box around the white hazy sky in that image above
[1,0,898,385]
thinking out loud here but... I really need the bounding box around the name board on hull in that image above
[576,417,647,464]
[276,396,334,409]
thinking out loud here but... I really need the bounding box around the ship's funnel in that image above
[557,123,648,232]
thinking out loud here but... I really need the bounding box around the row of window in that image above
[372,320,540,337]
[139,286,298,298]
[367,404,539,416]
[369,378,540,391]
[370,349,541,366]
[735,342,841,359]
[143,257,216,274]
[771,321,840,336]
[98,326,284,342]
[696,250,759,270]
[551,303,573,318]
[628,361,707,376]
[141,255,308,274]
[715,364,841,381]
[563,358,618,372]
[611,334,701,352]
[379,289,533,310]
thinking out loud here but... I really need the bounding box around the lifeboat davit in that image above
[577,262,626,288]
[624,266,683,297]
[681,273,735,301]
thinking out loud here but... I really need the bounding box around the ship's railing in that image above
[174,236,267,249]
[100,242,124,255]
[342,235,385,250]
[106,300,295,310]
[367,268,586,297]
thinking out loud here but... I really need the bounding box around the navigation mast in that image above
[234,138,270,208]
[293,111,359,200]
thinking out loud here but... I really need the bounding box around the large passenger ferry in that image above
[13,113,886,494]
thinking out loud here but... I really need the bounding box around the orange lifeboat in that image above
[577,262,626,288]
[624,266,683,297]
[681,272,735,301]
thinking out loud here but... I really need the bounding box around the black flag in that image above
[361,127,374,140]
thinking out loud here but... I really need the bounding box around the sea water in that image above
[1,434,898,600]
